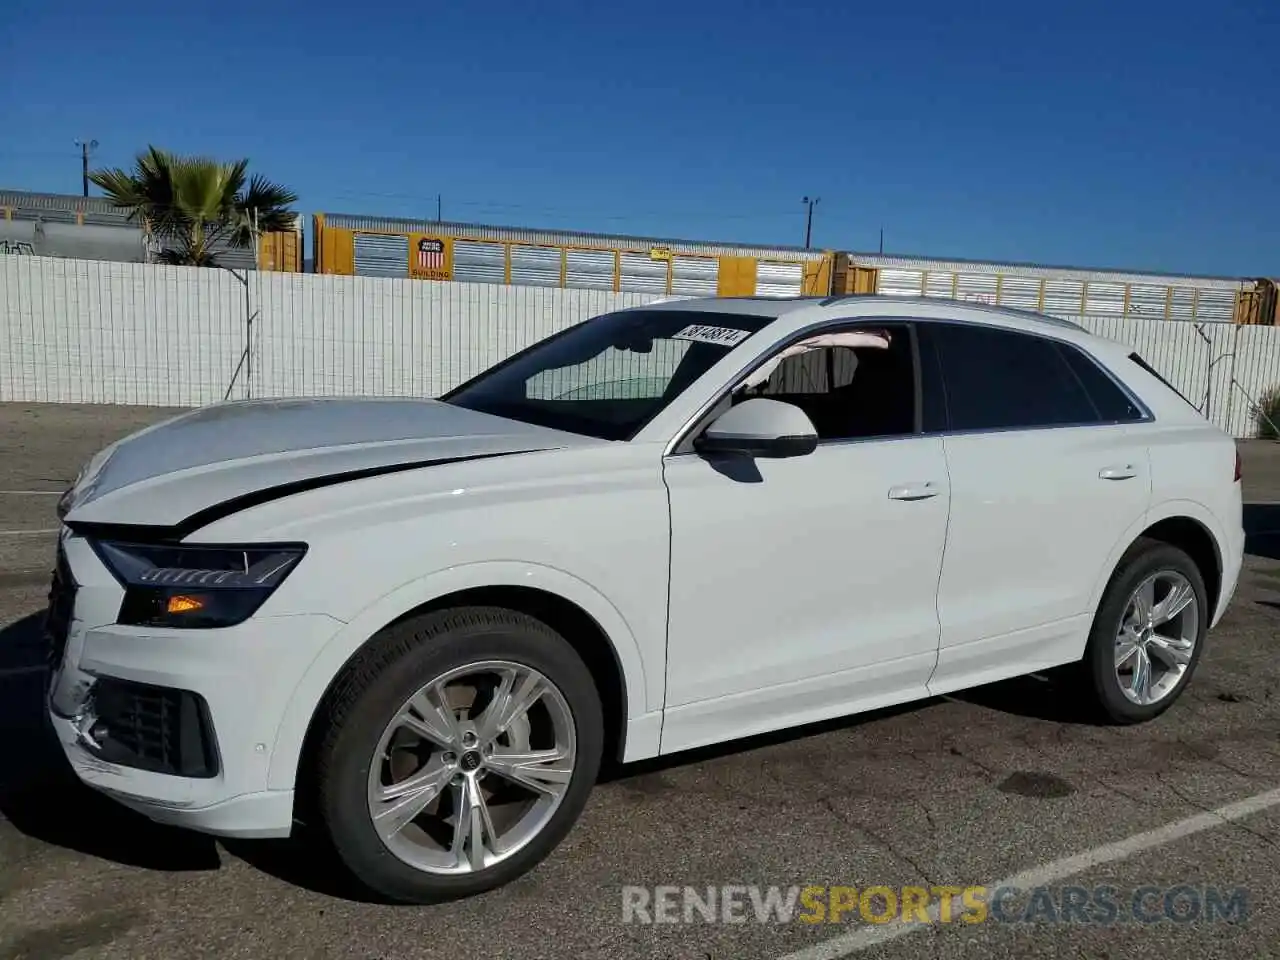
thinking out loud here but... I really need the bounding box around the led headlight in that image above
[92,541,307,628]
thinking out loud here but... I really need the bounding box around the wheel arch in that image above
[272,562,654,802]
[1091,501,1227,627]
[1138,516,1222,618]
[383,585,631,766]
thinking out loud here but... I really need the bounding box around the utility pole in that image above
[879,227,884,254]
[802,196,820,249]
[436,194,442,221]
[74,139,98,197]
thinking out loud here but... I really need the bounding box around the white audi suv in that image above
[46,294,1244,903]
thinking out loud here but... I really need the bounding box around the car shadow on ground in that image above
[2,502,1275,898]
[944,670,1098,723]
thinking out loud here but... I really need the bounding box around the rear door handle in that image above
[1098,464,1138,480]
[888,481,943,501]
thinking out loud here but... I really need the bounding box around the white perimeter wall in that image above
[3,255,1279,439]
[0,256,657,408]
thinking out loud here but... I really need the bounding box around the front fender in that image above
[265,560,655,791]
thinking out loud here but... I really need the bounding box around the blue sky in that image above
[1,0,1276,277]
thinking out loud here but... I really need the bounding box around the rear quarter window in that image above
[1057,344,1146,422]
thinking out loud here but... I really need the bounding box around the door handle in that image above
[1098,465,1138,480]
[888,481,942,501]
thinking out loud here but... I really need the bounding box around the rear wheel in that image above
[1074,538,1208,723]
[311,606,603,903]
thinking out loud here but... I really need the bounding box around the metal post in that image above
[247,208,258,399]
[244,269,253,400]
[1193,322,1213,421]
[221,208,261,401]
[1226,322,1241,437]
[74,139,97,197]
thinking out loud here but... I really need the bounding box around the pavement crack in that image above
[1155,772,1280,851]
[910,796,940,839]
[1092,776,1155,808]
[1172,737,1261,783]
[1179,690,1224,721]
[942,743,998,782]
[818,795,938,888]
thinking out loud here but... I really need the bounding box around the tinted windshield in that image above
[441,308,775,440]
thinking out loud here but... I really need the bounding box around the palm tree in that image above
[90,146,298,267]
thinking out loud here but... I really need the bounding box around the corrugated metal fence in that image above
[1071,315,1279,439]
[3,255,1279,438]
[0,256,656,406]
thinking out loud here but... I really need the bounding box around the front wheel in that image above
[310,607,604,903]
[1074,538,1208,724]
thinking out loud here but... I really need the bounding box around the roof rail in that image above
[817,293,1089,331]
[818,293,879,306]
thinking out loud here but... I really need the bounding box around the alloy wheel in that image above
[365,660,577,875]
[1114,570,1199,706]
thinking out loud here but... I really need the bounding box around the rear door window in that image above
[923,322,1100,431]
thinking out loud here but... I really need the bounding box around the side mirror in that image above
[693,397,819,459]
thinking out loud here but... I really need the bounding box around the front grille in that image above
[90,678,220,779]
[44,543,75,671]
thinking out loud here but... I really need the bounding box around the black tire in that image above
[1073,537,1208,724]
[310,606,603,904]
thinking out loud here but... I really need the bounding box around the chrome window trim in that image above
[662,313,1155,458]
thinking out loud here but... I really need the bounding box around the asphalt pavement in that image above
[1,402,1279,960]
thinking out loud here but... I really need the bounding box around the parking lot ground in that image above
[1,402,1279,960]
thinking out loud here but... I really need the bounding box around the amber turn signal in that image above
[166,595,206,615]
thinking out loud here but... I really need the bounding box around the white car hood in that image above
[62,397,603,529]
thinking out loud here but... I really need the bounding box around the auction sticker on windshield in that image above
[672,324,753,347]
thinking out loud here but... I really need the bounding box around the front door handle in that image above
[1099,465,1138,480]
[888,481,942,501]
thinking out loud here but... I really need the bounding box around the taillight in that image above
[1234,449,1242,482]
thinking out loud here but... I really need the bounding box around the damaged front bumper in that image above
[43,528,340,839]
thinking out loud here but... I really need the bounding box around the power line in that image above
[0,149,94,159]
